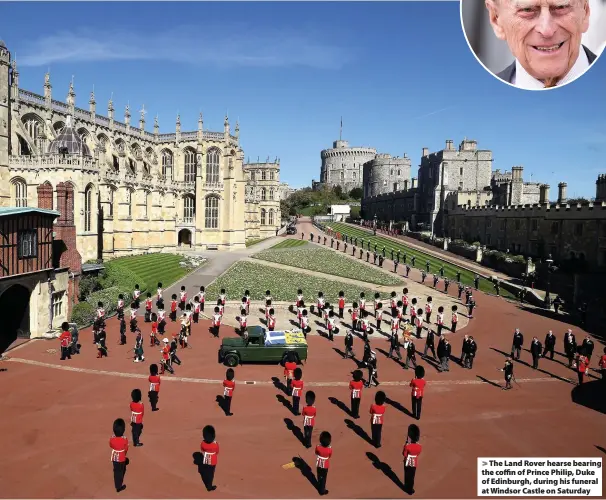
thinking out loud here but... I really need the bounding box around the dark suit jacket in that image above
[497,45,597,84]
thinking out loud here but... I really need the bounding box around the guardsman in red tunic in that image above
[265,290,272,316]
[375,302,384,332]
[359,292,366,314]
[170,294,178,322]
[222,368,235,416]
[144,293,153,322]
[192,297,201,324]
[302,391,317,448]
[370,390,387,448]
[300,309,311,335]
[156,282,163,306]
[373,292,381,317]
[576,350,590,385]
[109,418,129,493]
[390,291,398,319]
[133,284,141,309]
[150,314,159,347]
[451,305,458,333]
[425,297,433,323]
[157,306,166,335]
[284,352,297,395]
[129,303,138,333]
[315,431,332,496]
[403,424,422,495]
[268,308,277,332]
[59,322,72,360]
[160,338,173,374]
[200,425,219,492]
[349,369,364,419]
[291,367,304,415]
[410,365,426,420]
[401,288,409,316]
[148,363,161,411]
[338,291,345,319]
[216,299,224,318]
[237,309,248,336]
[323,303,331,329]
[316,292,325,317]
[436,306,444,337]
[244,290,251,315]
[410,298,418,325]
[297,300,305,323]
[415,310,424,339]
[296,289,304,309]
[219,288,227,307]
[179,286,187,311]
[349,301,359,331]
[129,389,144,447]
[212,307,222,337]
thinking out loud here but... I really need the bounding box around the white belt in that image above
[372,413,382,424]
[405,455,417,467]
[292,389,301,396]
[304,416,313,426]
[203,452,216,464]
[316,456,328,467]
[110,450,125,461]
[149,384,158,391]
[223,387,231,396]
[352,389,360,398]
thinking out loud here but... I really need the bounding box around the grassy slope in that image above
[253,245,402,286]
[105,254,192,292]
[271,239,308,249]
[205,261,379,302]
[327,222,514,298]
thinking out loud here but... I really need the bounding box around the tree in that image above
[332,185,344,198]
[349,187,363,200]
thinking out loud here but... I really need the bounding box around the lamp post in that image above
[544,255,554,308]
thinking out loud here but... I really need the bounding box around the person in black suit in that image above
[530,337,542,370]
[466,336,477,369]
[543,330,556,360]
[581,336,594,362]
[564,329,577,367]
[484,0,597,89]
[511,329,524,360]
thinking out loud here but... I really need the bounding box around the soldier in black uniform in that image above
[366,351,379,387]
[457,282,464,300]
[374,243,377,253]
[362,339,371,367]
[378,255,384,267]
[366,250,371,262]
[511,329,524,360]
[543,330,556,360]
[373,250,378,265]
[405,338,417,369]
[382,246,386,258]
[405,264,411,277]
[359,247,363,259]
[423,329,436,359]
[394,259,399,273]
[456,271,461,283]
[388,330,402,360]
[401,251,405,264]
[466,336,477,369]
[411,255,416,267]
[421,270,427,284]
[443,278,450,294]
[344,330,354,359]
[465,287,472,305]
[354,237,358,246]
[460,335,469,367]
[432,274,439,288]
[530,337,542,369]
[500,357,514,390]
[336,240,340,251]
[330,237,334,248]
[494,280,500,296]
[467,296,476,319]
[474,274,480,290]
[425,261,430,273]
[69,323,80,355]
[564,329,577,367]
[310,232,314,242]
[391,249,395,261]
[581,336,594,362]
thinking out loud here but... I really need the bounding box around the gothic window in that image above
[261,188,267,201]
[23,116,47,153]
[206,149,220,184]
[398,170,401,176]
[269,209,275,225]
[262,170,267,181]
[251,171,256,181]
[113,155,120,171]
[205,196,219,228]
[270,171,275,180]
[12,179,27,207]
[460,167,463,176]
[269,189,274,200]
[184,195,195,223]
[261,208,266,225]
[161,150,173,179]
[84,185,93,231]
[353,172,356,180]
[184,149,197,183]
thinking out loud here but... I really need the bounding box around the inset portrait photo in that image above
[461,0,606,90]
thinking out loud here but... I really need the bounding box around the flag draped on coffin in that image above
[264,330,307,346]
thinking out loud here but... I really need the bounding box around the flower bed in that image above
[253,246,402,286]
[205,261,379,302]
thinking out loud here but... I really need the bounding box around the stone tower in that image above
[0,40,10,203]
[596,174,606,202]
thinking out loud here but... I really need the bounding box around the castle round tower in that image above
[363,153,412,198]
[320,140,376,193]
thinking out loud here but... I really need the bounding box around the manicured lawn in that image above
[245,238,267,248]
[104,253,198,293]
[271,239,308,249]
[325,222,515,298]
[253,245,402,286]
[205,261,379,303]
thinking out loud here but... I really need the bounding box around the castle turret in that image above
[154,114,159,138]
[139,105,145,131]
[235,119,239,145]
[224,113,229,142]
[596,174,606,202]
[89,87,96,119]
[557,182,567,204]
[44,71,52,109]
[108,96,114,129]
[175,113,181,142]
[539,184,550,204]
[66,77,75,116]
[422,147,429,157]
[0,40,11,202]
[124,103,131,130]
[197,112,203,143]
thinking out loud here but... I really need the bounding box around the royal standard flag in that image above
[264,330,307,346]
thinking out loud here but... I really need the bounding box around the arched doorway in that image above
[178,229,192,247]
[0,284,31,354]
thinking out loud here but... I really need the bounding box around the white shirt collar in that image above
[513,47,590,90]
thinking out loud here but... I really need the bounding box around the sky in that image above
[1,1,605,198]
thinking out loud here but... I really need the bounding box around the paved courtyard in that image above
[0,219,604,498]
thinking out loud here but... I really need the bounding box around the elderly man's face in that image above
[486,0,590,82]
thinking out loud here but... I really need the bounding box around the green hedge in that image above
[100,264,148,295]
[71,301,96,327]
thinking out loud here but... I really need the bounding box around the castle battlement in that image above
[452,201,606,215]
